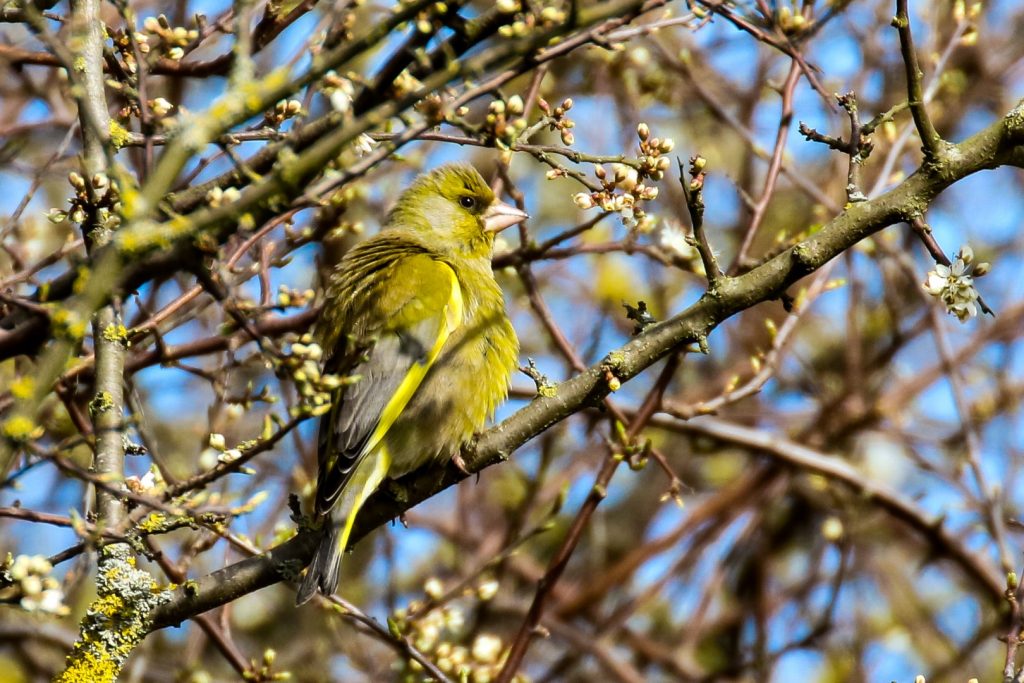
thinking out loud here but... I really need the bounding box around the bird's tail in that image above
[296,521,342,605]
[295,448,392,605]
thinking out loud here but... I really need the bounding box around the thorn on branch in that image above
[779,291,796,313]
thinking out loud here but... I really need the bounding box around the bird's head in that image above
[389,164,528,257]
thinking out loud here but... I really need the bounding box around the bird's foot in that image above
[450,452,471,476]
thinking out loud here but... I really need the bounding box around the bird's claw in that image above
[450,452,471,476]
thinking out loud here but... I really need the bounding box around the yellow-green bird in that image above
[296,164,525,604]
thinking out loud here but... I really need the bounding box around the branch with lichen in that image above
[54,1,173,680]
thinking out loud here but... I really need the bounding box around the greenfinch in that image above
[296,164,525,604]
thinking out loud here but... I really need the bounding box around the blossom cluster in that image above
[278,334,346,419]
[205,185,241,208]
[4,554,70,615]
[47,171,122,232]
[572,123,673,230]
[393,577,526,682]
[140,14,199,62]
[539,97,576,146]
[922,245,989,322]
[497,0,567,38]
[265,99,304,127]
[108,27,150,75]
[486,95,529,149]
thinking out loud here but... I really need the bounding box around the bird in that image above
[296,163,526,605]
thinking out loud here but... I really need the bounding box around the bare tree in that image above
[1,0,1023,680]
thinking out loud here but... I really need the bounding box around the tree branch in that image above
[893,0,943,160]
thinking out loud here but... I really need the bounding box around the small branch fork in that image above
[799,92,873,205]
[797,18,991,319]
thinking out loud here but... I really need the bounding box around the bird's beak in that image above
[483,200,529,233]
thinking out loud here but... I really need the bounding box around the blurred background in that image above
[2,0,1024,680]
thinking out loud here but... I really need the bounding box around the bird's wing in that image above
[314,253,463,515]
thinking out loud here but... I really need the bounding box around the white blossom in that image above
[353,133,377,157]
[923,248,981,322]
[8,555,70,615]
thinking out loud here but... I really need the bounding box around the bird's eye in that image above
[459,196,476,209]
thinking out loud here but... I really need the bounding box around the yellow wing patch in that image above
[335,443,392,560]
[360,263,463,459]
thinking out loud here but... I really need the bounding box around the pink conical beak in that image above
[483,200,529,233]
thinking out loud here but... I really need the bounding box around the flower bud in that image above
[477,580,499,600]
[506,95,524,116]
[150,97,173,116]
[572,192,594,210]
[540,6,561,22]
[471,635,503,664]
[636,122,650,140]
[612,163,638,192]
[424,577,443,600]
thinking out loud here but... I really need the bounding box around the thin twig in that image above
[893,0,943,160]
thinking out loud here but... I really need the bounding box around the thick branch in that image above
[56,0,164,681]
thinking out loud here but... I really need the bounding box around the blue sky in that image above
[2,1,1023,680]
